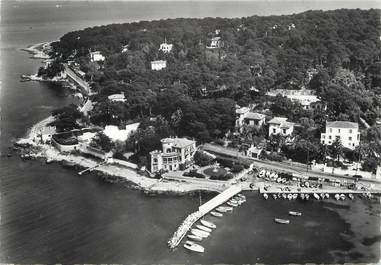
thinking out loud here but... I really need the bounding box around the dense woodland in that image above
[49,9,381,170]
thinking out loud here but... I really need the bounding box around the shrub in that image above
[231,163,244,173]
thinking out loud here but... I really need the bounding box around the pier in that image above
[168,184,242,249]
[78,161,105,175]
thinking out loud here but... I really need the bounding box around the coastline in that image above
[16,116,230,195]
[21,42,52,59]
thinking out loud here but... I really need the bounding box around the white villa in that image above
[235,107,265,132]
[151,60,167,71]
[108,93,126,102]
[150,137,196,173]
[90,51,105,62]
[320,121,360,150]
[103,123,140,142]
[207,37,222,49]
[159,40,173,53]
[268,117,294,137]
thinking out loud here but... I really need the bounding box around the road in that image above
[64,65,91,95]
[202,143,381,185]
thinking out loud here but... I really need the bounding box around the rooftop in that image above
[161,137,195,148]
[326,121,359,129]
[244,112,265,120]
[268,117,288,124]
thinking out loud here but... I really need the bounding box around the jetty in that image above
[78,161,105,175]
[168,184,242,249]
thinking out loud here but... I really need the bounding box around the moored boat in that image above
[210,211,222,217]
[272,194,277,200]
[263,193,269,200]
[282,193,287,199]
[287,194,293,200]
[326,193,330,199]
[305,194,310,200]
[227,201,239,207]
[313,193,320,200]
[292,194,298,200]
[191,228,209,238]
[188,234,203,241]
[200,219,216,229]
[348,193,354,200]
[335,194,340,200]
[184,241,204,253]
[289,211,302,216]
[196,224,212,233]
[274,218,290,224]
[300,194,305,200]
[340,194,345,200]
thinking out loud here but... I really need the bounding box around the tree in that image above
[91,132,114,153]
[328,138,343,167]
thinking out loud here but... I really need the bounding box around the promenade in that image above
[64,65,91,95]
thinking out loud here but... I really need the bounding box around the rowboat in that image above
[340,194,346,200]
[200,219,216,229]
[287,194,293,200]
[263,193,269,200]
[227,201,239,207]
[184,241,204,253]
[313,193,320,200]
[196,224,212,233]
[187,234,203,241]
[335,194,340,200]
[274,218,290,224]
[289,211,302,216]
[348,194,354,200]
[292,194,298,200]
[191,228,209,238]
[210,211,223,217]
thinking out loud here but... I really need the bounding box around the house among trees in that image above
[320,121,360,150]
[266,89,326,110]
[268,117,294,137]
[159,39,173,53]
[207,36,222,49]
[89,51,105,62]
[235,106,266,132]
[246,144,263,159]
[150,137,196,173]
[151,60,167,71]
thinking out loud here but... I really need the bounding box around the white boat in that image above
[210,211,222,217]
[348,194,354,200]
[191,228,209,238]
[287,194,293,200]
[230,198,239,204]
[320,193,325,199]
[335,194,340,200]
[237,194,246,200]
[272,194,277,200]
[289,211,302,216]
[305,194,310,200]
[326,193,330,199]
[196,224,212,233]
[300,194,305,200]
[340,194,346,200]
[184,241,204,253]
[200,219,216,229]
[227,201,239,207]
[274,218,290,224]
[263,193,269,200]
[292,194,298,200]
[259,169,266,178]
[282,193,287,199]
[188,234,203,241]
[313,193,320,200]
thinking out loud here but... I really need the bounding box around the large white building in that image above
[151,60,167,71]
[150,137,196,173]
[266,89,326,111]
[159,41,173,53]
[320,121,360,149]
[268,117,294,137]
[90,51,105,62]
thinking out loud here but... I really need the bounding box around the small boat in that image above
[281,193,286,199]
[289,211,302,216]
[348,194,354,200]
[287,194,293,200]
[326,193,330,199]
[274,218,290,224]
[211,211,222,217]
[263,193,269,200]
[227,201,239,207]
[300,194,305,200]
[292,194,298,200]
[188,234,203,241]
[335,194,340,200]
[237,194,246,200]
[305,194,310,200]
[184,241,204,253]
[340,194,346,200]
[230,199,239,204]
[191,229,209,238]
[272,194,277,200]
[313,193,320,200]
[320,193,325,199]
[196,224,212,233]
[200,219,216,229]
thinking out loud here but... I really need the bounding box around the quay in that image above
[168,184,242,249]
[259,185,381,195]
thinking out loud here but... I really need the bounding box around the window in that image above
[329,136,332,140]
[338,129,341,133]
[349,129,352,133]
[273,128,276,133]
[322,135,325,139]
[153,158,158,163]
[329,128,332,133]
[349,136,352,141]
[283,129,287,134]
